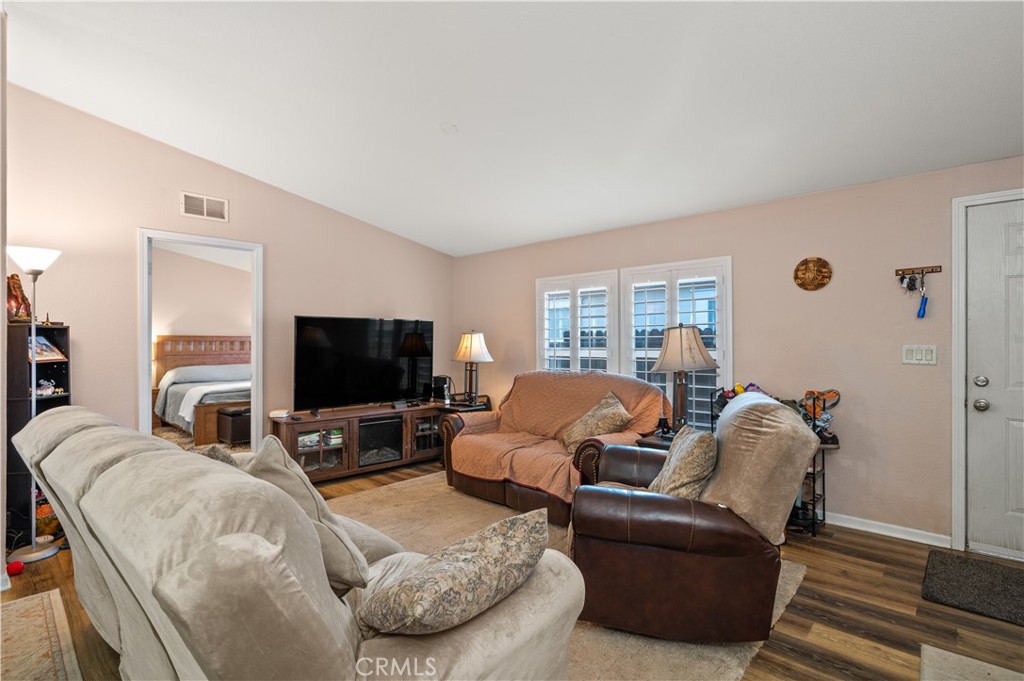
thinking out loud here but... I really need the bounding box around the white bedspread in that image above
[178,381,251,421]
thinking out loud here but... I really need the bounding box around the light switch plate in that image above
[902,344,937,365]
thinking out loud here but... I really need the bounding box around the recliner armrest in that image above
[573,444,667,487]
[571,485,769,556]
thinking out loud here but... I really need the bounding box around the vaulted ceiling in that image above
[7,2,1023,256]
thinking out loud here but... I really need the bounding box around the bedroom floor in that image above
[152,426,252,454]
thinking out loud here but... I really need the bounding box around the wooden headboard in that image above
[153,335,251,386]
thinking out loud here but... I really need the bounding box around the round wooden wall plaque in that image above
[794,257,833,291]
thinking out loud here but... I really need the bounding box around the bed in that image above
[153,335,252,446]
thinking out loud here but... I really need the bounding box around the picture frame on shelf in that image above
[27,335,66,362]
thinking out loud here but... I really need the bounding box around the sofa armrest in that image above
[573,443,667,487]
[439,412,501,482]
[571,485,769,556]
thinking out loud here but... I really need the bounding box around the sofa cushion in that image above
[560,392,632,455]
[648,426,718,499]
[497,371,668,440]
[356,510,548,636]
[154,533,355,681]
[700,392,820,544]
[242,436,369,593]
[451,433,579,503]
[80,450,360,679]
[332,516,405,566]
[11,405,117,468]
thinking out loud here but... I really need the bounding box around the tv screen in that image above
[294,316,434,411]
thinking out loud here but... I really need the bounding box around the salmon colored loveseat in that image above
[440,371,670,525]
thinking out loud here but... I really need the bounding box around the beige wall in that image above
[10,82,1023,538]
[6,85,454,427]
[152,248,252,338]
[453,156,1024,536]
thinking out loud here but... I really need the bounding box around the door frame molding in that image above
[137,228,264,444]
[951,188,1024,552]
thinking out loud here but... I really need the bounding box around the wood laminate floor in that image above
[4,461,1021,680]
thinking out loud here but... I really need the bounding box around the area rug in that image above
[921,550,1024,626]
[152,426,251,455]
[327,472,806,681]
[1,589,82,681]
[919,644,1024,681]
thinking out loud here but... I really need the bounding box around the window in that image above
[537,258,731,430]
[622,259,730,430]
[536,271,616,373]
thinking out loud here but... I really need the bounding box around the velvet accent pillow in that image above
[647,426,718,499]
[560,392,633,455]
[356,509,548,636]
[242,436,369,594]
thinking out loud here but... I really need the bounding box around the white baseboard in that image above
[1,572,9,592]
[828,513,951,548]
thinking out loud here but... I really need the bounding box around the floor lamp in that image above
[651,324,719,434]
[7,245,62,563]
[453,331,493,404]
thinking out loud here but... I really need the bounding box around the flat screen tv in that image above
[294,316,434,411]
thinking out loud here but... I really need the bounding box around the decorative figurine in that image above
[7,274,31,322]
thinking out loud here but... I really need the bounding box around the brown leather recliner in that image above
[570,392,820,642]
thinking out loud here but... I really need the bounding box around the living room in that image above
[2,3,1023,680]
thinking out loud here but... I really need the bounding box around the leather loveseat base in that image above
[449,469,572,526]
[572,535,781,642]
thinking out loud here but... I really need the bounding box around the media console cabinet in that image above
[270,401,451,482]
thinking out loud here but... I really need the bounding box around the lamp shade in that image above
[651,324,719,373]
[454,331,493,363]
[7,246,61,275]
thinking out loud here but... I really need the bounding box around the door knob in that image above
[973,399,991,412]
[973,376,990,387]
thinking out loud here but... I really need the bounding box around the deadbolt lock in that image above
[973,376,990,388]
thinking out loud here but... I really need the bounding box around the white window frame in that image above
[536,270,618,372]
[620,257,733,426]
[535,257,732,398]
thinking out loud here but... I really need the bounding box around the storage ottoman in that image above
[217,405,251,445]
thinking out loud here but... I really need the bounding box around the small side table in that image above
[636,434,673,451]
[438,395,491,413]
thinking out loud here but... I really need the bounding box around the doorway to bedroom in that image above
[138,229,264,450]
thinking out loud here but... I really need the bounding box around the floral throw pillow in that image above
[648,426,718,499]
[561,392,633,455]
[357,509,548,636]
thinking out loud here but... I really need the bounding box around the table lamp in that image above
[453,331,493,404]
[651,324,719,433]
[6,245,62,563]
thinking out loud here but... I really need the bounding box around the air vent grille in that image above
[180,192,230,222]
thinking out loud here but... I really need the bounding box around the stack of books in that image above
[324,428,344,447]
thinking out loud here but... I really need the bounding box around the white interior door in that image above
[966,198,1024,560]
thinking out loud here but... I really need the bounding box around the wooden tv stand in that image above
[270,401,448,482]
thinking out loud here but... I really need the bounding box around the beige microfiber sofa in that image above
[441,371,670,525]
[12,406,585,680]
